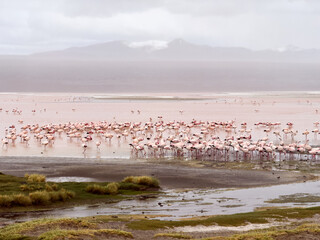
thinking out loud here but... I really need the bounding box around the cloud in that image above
[0,0,320,54]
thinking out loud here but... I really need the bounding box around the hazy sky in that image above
[1,0,320,54]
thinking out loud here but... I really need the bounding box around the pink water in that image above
[0,92,319,158]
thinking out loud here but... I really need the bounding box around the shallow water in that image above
[1,92,320,158]
[5,180,320,223]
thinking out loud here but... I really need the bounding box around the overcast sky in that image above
[1,0,320,54]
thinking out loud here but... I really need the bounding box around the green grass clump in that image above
[154,233,191,239]
[37,228,133,240]
[85,184,108,194]
[122,176,160,188]
[25,173,46,183]
[106,182,119,195]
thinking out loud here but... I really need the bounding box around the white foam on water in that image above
[47,177,97,182]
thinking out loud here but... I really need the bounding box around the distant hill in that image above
[32,38,320,62]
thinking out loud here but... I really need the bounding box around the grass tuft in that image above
[0,195,14,207]
[85,184,107,194]
[11,194,32,206]
[85,183,120,195]
[25,173,46,183]
[122,176,160,188]
[0,194,32,207]
[0,189,75,207]
[29,191,50,205]
[106,182,119,195]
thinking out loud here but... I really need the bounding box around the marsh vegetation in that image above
[2,206,320,239]
[0,173,160,212]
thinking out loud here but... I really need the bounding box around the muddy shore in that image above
[0,157,313,189]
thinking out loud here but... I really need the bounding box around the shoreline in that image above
[0,156,314,189]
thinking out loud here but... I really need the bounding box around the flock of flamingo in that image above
[1,106,320,161]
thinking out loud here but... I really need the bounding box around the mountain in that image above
[31,38,320,62]
[0,39,320,92]
[32,40,146,59]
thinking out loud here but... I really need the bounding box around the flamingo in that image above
[96,141,101,151]
[2,138,9,148]
[302,129,310,142]
[41,139,49,150]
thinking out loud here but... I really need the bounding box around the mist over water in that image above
[0,58,319,92]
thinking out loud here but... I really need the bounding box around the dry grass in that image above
[0,194,32,207]
[25,173,46,183]
[20,184,43,191]
[20,183,59,192]
[48,189,75,202]
[85,184,107,194]
[106,182,119,195]
[29,191,51,205]
[11,194,32,206]
[85,183,119,195]
[0,189,75,207]
[122,176,160,188]
[45,183,59,192]
[0,195,14,207]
